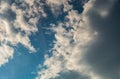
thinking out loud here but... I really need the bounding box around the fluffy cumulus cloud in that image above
[36,0,120,79]
[0,0,46,66]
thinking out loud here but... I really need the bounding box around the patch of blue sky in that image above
[0,44,41,79]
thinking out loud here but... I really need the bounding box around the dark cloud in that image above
[84,0,120,79]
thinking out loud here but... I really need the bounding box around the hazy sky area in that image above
[0,0,120,79]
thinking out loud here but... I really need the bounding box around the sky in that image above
[0,0,120,79]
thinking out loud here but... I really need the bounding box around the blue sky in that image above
[0,0,120,79]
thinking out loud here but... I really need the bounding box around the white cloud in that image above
[46,0,72,16]
[0,0,46,66]
[36,0,100,79]
[0,44,14,67]
[0,1,10,14]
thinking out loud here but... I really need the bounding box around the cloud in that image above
[0,0,46,66]
[55,70,89,79]
[36,0,98,79]
[0,0,118,78]
[46,0,72,16]
[0,1,10,14]
[92,0,117,17]
[84,0,120,79]
[36,0,120,79]
[0,44,14,66]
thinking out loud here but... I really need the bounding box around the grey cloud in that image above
[84,0,120,79]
